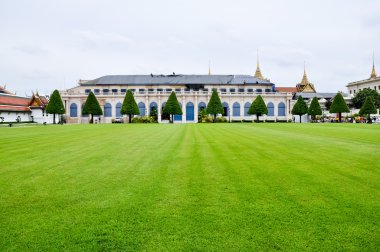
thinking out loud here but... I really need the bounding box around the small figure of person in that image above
[99,117,101,124]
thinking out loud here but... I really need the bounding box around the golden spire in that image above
[208,61,211,75]
[296,62,316,93]
[370,52,377,79]
[254,50,264,79]
[300,62,310,85]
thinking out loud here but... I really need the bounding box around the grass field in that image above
[0,123,379,251]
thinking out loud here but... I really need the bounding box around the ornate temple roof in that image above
[296,68,316,93]
[0,93,31,112]
[0,91,49,112]
[29,93,49,108]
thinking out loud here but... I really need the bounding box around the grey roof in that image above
[294,92,349,99]
[80,74,273,86]
[347,76,380,86]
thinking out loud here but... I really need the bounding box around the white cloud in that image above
[72,30,132,46]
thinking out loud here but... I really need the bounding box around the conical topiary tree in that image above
[248,95,268,122]
[329,92,349,123]
[120,90,139,123]
[82,91,103,123]
[163,91,182,123]
[308,97,322,122]
[359,96,377,123]
[46,89,65,124]
[291,95,308,123]
[206,89,224,123]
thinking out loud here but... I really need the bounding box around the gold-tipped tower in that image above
[370,52,377,79]
[296,63,316,93]
[254,51,265,80]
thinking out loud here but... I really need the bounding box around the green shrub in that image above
[131,116,157,123]
[215,117,228,123]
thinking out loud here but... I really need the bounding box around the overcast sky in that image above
[1,0,379,96]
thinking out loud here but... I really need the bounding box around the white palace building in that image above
[61,65,294,123]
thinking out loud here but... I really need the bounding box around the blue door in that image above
[186,102,194,121]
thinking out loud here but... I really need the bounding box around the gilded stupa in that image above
[254,54,269,81]
[370,57,377,79]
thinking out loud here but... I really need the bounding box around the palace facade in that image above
[347,62,379,95]
[61,65,294,123]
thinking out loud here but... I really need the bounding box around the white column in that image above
[286,96,291,121]
[113,100,116,118]
[274,99,278,117]
[158,96,161,123]
[145,96,149,116]
[64,99,68,115]
[229,97,232,121]
[78,99,82,124]
[194,95,198,123]
[240,98,244,120]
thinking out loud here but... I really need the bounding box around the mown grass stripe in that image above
[0,123,379,250]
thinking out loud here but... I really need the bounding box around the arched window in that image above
[233,102,240,116]
[267,102,274,116]
[70,103,77,117]
[244,102,251,116]
[278,102,286,116]
[198,102,207,112]
[104,103,112,117]
[149,102,158,116]
[222,102,229,116]
[186,102,194,121]
[150,102,158,111]
[116,102,122,117]
[138,102,146,116]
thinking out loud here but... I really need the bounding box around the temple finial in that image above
[301,61,309,85]
[370,51,377,79]
[254,50,264,79]
[208,61,211,75]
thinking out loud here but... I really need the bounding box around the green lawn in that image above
[0,123,379,251]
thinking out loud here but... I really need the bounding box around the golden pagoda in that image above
[296,66,316,93]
